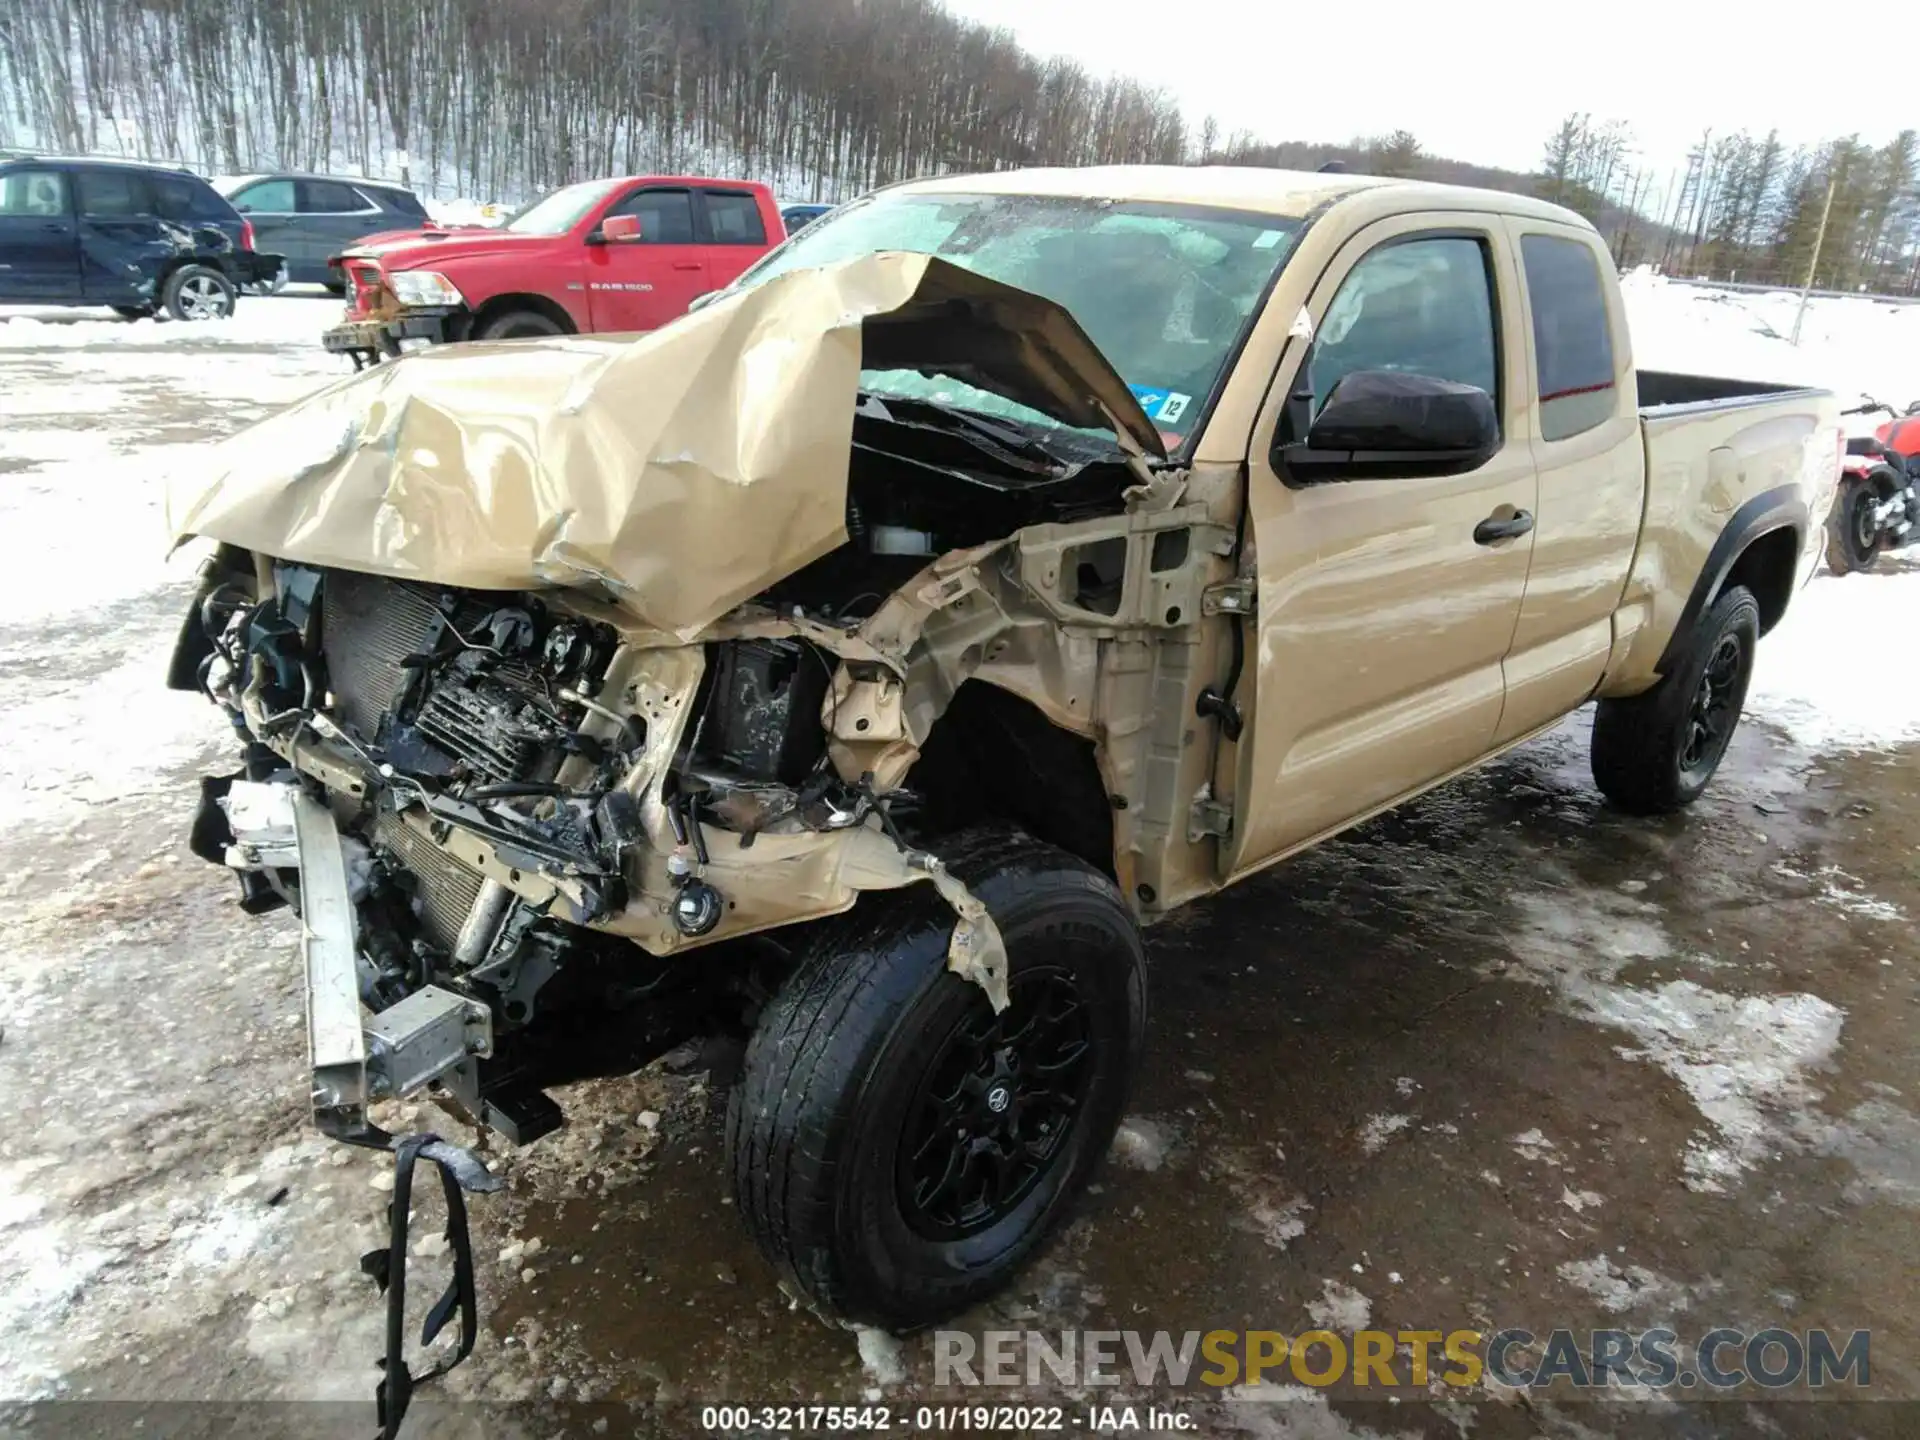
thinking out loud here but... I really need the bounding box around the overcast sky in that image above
[939,0,1913,194]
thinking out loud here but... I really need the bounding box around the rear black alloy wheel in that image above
[1590,582,1760,815]
[728,829,1146,1330]
[1678,630,1746,787]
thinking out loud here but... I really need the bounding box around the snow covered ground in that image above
[0,274,1918,1429]
[1620,268,1920,414]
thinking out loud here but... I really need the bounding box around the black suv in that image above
[0,156,283,320]
[211,173,428,289]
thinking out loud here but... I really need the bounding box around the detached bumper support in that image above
[323,310,462,369]
[362,1132,503,1439]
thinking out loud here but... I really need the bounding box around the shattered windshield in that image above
[505,179,621,235]
[728,191,1304,445]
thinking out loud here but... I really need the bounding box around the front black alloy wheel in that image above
[897,967,1093,1239]
[728,829,1145,1330]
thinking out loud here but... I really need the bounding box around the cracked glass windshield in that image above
[730,191,1304,445]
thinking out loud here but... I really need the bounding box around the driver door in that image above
[1227,214,1539,873]
[585,186,707,332]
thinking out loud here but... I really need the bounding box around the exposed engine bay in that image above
[171,388,1218,1144]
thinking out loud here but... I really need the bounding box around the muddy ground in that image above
[1,310,1915,1439]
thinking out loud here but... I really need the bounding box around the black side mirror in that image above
[1275,370,1500,485]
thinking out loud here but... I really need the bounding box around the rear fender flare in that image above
[1653,483,1805,677]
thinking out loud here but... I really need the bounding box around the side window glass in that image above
[605,188,694,244]
[1520,233,1617,441]
[299,180,367,214]
[0,169,69,217]
[77,170,149,217]
[233,179,295,213]
[151,175,200,221]
[705,191,767,245]
[1305,235,1498,419]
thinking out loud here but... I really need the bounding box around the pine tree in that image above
[1367,129,1421,178]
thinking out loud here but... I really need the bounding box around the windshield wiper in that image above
[857,393,1114,474]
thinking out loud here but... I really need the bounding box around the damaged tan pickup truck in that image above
[167,165,1841,1413]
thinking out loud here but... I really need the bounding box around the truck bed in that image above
[1636,368,1825,414]
[1607,371,1840,692]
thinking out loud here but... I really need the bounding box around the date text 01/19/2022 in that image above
[698,1404,1197,1431]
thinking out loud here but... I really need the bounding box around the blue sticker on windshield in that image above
[1130,384,1193,426]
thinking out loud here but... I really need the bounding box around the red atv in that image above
[1826,397,1920,574]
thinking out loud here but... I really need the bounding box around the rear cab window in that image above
[703,190,767,245]
[1519,233,1618,441]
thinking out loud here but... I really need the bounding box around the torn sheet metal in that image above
[833,826,1011,1012]
[167,253,1161,638]
[601,819,1010,1010]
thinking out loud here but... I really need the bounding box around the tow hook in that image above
[360,1132,504,1439]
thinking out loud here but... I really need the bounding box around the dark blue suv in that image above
[0,156,284,320]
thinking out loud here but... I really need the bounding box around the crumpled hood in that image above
[334,227,538,267]
[168,252,1162,636]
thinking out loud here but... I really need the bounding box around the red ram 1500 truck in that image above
[321,176,784,365]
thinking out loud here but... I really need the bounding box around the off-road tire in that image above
[161,264,236,321]
[1591,584,1761,816]
[1824,474,1885,575]
[727,828,1146,1331]
[473,309,563,341]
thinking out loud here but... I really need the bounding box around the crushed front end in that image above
[174,549,995,1142]
[168,541,1031,1430]
[163,250,1238,1429]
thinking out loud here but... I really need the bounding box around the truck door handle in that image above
[1474,509,1534,544]
[671,261,703,271]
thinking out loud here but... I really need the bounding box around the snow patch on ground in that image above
[1621,271,1920,408]
[853,1326,907,1387]
[0,296,335,350]
[1356,1113,1413,1155]
[1222,1382,1422,1440]
[1510,1128,1565,1167]
[1590,981,1843,1192]
[1743,568,1920,754]
[1799,1099,1920,1209]
[1244,1193,1312,1251]
[1770,861,1907,922]
[1109,1116,1173,1171]
[1303,1279,1371,1330]
[1555,1254,1697,1316]
[1506,890,1844,1194]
